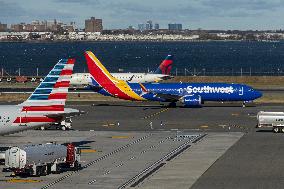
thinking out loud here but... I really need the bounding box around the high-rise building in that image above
[146,20,153,30]
[85,17,103,32]
[138,23,145,31]
[168,23,182,31]
[154,23,159,30]
[0,22,7,32]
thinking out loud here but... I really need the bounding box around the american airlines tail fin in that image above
[154,55,173,75]
[21,58,75,108]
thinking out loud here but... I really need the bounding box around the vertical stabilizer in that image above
[154,55,173,75]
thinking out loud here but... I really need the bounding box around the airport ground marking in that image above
[102,122,116,127]
[111,136,131,139]
[81,149,97,153]
[142,108,170,119]
[7,179,42,183]
[41,133,152,189]
[118,134,205,188]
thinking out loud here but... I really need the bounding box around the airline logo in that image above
[14,58,75,124]
[155,55,173,75]
[85,51,146,101]
[179,86,235,94]
[26,58,74,103]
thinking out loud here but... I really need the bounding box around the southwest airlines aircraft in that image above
[0,58,80,135]
[85,51,262,107]
[70,55,173,85]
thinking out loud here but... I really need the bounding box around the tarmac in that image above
[0,101,283,188]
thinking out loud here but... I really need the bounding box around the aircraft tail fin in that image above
[154,55,173,75]
[21,58,75,109]
[85,51,146,101]
[85,51,120,86]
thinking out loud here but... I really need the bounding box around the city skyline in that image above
[1,0,284,30]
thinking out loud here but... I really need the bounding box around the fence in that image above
[1,67,284,77]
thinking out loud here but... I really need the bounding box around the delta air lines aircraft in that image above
[70,55,173,85]
[85,51,262,107]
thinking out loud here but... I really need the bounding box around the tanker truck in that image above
[5,143,81,176]
[257,111,284,133]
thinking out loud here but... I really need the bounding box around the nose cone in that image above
[254,90,262,99]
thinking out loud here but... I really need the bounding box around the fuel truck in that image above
[5,143,81,176]
[257,111,284,133]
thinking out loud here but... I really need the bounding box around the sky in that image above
[1,0,284,30]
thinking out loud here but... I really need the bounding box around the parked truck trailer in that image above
[5,143,81,176]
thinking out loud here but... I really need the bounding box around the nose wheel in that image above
[242,102,246,107]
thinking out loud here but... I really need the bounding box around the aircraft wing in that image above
[139,83,181,101]
[152,92,181,102]
[45,108,85,119]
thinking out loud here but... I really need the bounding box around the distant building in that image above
[62,25,75,32]
[168,23,182,31]
[85,17,103,33]
[23,24,35,32]
[154,23,159,30]
[146,20,153,30]
[0,22,7,32]
[138,23,145,31]
[11,24,24,32]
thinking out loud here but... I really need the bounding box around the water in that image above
[0,41,284,76]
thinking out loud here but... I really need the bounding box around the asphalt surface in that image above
[69,101,282,132]
[0,100,284,188]
[68,101,284,189]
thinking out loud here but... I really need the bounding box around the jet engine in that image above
[181,95,202,107]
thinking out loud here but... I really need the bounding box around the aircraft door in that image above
[239,87,244,96]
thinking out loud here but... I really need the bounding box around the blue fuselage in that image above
[95,82,262,103]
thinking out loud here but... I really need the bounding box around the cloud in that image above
[1,0,284,29]
[0,1,27,18]
[201,0,284,11]
[52,0,100,5]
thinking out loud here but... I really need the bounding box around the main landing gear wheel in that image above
[242,102,246,108]
[281,128,284,133]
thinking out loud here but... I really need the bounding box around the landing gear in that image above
[242,102,246,108]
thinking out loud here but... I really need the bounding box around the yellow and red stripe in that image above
[85,51,145,101]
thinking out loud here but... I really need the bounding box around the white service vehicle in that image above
[257,111,284,133]
[5,143,81,176]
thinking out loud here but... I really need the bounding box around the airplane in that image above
[84,51,262,107]
[70,54,173,86]
[0,58,82,135]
